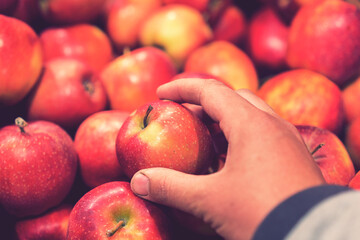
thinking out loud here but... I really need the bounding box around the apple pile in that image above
[1,0,360,239]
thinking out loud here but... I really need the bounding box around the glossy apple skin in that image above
[39,0,105,24]
[0,15,42,106]
[342,76,360,123]
[139,4,213,68]
[346,117,360,170]
[27,58,107,130]
[74,110,130,188]
[185,40,258,92]
[247,7,289,73]
[101,47,176,112]
[257,69,344,134]
[286,0,360,86]
[15,204,72,240]
[296,125,355,186]
[0,120,78,217]
[67,181,171,240]
[212,5,247,46]
[106,0,161,51]
[116,100,215,178]
[40,24,113,73]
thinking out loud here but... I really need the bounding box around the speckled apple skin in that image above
[116,100,214,178]
[0,120,77,217]
[257,69,344,134]
[74,110,129,188]
[297,125,355,186]
[67,181,171,240]
[286,0,360,86]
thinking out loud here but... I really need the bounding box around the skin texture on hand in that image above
[130,78,325,240]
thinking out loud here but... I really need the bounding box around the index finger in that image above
[157,78,265,139]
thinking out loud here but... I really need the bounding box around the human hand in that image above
[130,78,325,240]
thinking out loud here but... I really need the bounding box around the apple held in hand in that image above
[74,110,130,188]
[116,100,215,178]
[296,125,355,186]
[0,14,42,106]
[257,69,344,134]
[67,181,171,240]
[15,204,72,240]
[0,118,77,217]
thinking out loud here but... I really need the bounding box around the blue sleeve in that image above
[252,185,351,240]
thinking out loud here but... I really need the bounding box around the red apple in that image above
[40,24,113,73]
[67,181,171,239]
[116,100,215,178]
[342,76,360,123]
[212,5,247,46]
[0,118,78,217]
[74,110,130,189]
[286,0,360,86]
[27,58,107,130]
[139,4,213,68]
[257,69,344,134]
[101,47,176,112]
[296,125,355,186]
[39,0,105,24]
[0,15,42,106]
[346,116,360,170]
[247,7,289,73]
[15,204,72,240]
[185,40,258,92]
[106,0,161,51]
[349,171,360,190]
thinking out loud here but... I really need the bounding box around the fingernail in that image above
[131,173,149,196]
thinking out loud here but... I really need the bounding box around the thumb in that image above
[130,167,211,213]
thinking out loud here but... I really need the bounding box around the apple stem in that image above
[15,117,28,133]
[143,105,153,129]
[106,220,125,237]
[311,143,325,155]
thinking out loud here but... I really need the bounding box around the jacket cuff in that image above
[252,185,351,240]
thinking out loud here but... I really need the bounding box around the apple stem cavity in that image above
[15,117,28,133]
[106,220,125,237]
[82,77,95,95]
[311,143,325,155]
[143,105,153,129]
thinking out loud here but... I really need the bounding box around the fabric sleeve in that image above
[252,185,359,240]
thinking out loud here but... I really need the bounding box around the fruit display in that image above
[1,0,360,239]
